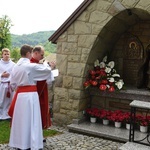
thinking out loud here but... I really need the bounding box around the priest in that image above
[30,45,55,129]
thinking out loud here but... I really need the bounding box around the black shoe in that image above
[43,138,46,142]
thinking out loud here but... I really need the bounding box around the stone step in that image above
[119,142,150,150]
[67,121,148,144]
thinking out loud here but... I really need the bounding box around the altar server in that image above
[0,48,15,120]
[8,44,54,150]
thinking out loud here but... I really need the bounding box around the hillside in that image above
[11,30,56,53]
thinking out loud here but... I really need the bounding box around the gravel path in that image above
[0,126,124,150]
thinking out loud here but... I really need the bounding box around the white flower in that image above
[112,74,120,77]
[94,59,100,67]
[88,55,124,91]
[108,77,115,82]
[102,56,107,62]
[112,69,116,73]
[100,62,106,68]
[105,67,111,73]
[107,61,115,68]
[115,80,124,89]
[106,84,110,88]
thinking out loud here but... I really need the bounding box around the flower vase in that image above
[114,122,122,128]
[103,119,109,125]
[90,117,97,123]
[126,123,130,130]
[140,126,148,133]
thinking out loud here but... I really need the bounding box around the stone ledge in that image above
[67,121,148,144]
[89,87,150,102]
[119,142,150,150]
[130,100,150,109]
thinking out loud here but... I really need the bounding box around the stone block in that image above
[54,87,68,101]
[63,76,73,88]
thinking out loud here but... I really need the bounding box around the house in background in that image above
[49,0,150,126]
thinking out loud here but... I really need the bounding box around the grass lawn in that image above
[0,120,61,144]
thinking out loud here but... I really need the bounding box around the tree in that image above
[0,15,12,50]
[11,47,20,62]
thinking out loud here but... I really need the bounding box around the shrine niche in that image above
[137,43,150,89]
[123,35,144,86]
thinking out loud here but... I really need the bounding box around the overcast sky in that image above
[0,0,84,35]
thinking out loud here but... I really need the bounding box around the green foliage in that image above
[0,120,61,144]
[10,30,57,62]
[10,47,21,62]
[43,41,56,53]
[11,31,56,53]
[0,15,12,50]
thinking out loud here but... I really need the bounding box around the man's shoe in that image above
[43,138,46,143]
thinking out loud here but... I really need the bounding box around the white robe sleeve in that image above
[32,63,54,83]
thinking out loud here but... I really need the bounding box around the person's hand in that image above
[48,61,56,70]
[1,71,10,78]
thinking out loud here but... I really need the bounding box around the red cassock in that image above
[30,57,51,129]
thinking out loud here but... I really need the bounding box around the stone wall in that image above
[52,0,150,125]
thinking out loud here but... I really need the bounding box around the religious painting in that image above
[123,35,144,86]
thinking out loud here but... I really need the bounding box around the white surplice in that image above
[0,59,15,120]
[9,58,54,150]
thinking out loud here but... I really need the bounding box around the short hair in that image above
[33,45,44,53]
[2,48,10,54]
[20,44,33,56]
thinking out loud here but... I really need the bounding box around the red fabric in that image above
[7,82,11,98]
[1,82,11,98]
[8,85,37,117]
[30,57,51,129]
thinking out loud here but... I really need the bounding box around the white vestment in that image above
[0,59,15,119]
[9,58,54,150]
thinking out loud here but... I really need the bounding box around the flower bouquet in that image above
[136,115,150,132]
[85,107,99,123]
[123,112,131,129]
[110,110,124,127]
[99,109,112,125]
[136,115,150,126]
[83,56,124,92]
[123,112,131,124]
[98,109,112,119]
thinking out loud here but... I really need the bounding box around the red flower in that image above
[96,70,101,74]
[123,112,130,123]
[99,69,106,76]
[110,110,124,122]
[99,84,107,91]
[136,115,150,126]
[83,56,124,92]
[96,76,100,79]
[86,108,99,117]
[101,79,108,84]
[89,70,96,75]
[91,75,96,79]
[91,80,98,86]
[99,109,112,120]
[108,86,115,92]
[83,81,90,87]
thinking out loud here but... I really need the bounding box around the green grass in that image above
[0,120,10,144]
[0,120,61,144]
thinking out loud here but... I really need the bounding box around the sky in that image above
[0,0,84,35]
